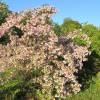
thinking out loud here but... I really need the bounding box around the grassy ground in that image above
[66,72,100,100]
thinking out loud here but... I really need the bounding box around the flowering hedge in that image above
[0,5,91,99]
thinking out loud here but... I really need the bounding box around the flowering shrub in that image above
[0,5,91,99]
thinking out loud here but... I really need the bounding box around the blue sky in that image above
[4,0,100,26]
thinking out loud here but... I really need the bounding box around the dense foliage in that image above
[0,5,92,100]
[61,18,82,34]
[0,1,10,25]
[54,18,100,92]
[55,18,100,72]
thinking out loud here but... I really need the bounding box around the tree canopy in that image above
[0,0,10,25]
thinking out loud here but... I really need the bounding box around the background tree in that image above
[82,24,100,55]
[82,23,100,72]
[61,18,82,33]
[53,23,62,36]
[0,0,10,25]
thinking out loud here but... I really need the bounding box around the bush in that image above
[0,5,91,99]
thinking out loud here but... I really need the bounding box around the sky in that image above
[4,0,100,26]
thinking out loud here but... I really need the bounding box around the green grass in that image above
[66,72,100,100]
